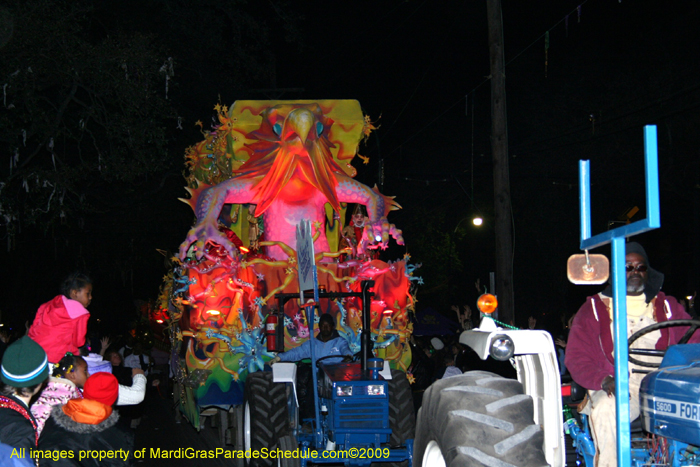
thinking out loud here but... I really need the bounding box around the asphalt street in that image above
[133,393,233,467]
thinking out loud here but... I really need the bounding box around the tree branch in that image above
[18,79,78,171]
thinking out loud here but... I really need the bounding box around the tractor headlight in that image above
[366,385,385,396]
[337,385,353,397]
[490,334,515,361]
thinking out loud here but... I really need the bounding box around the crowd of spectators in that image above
[0,272,156,466]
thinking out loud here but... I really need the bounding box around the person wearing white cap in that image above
[0,336,50,450]
[430,337,444,351]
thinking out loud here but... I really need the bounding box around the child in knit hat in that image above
[39,372,133,465]
[0,336,50,450]
[30,352,88,435]
[82,372,120,406]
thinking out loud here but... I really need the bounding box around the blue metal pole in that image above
[644,126,661,229]
[579,160,591,245]
[577,125,661,467]
[307,264,323,448]
[611,237,631,467]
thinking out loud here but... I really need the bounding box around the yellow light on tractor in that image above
[477,294,498,315]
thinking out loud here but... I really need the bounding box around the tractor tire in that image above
[372,369,416,467]
[388,369,416,446]
[414,371,548,467]
[279,435,301,467]
[244,371,290,467]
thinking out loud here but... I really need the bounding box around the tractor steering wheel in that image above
[315,354,352,367]
[627,319,700,368]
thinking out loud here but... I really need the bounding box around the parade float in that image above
[159,100,420,431]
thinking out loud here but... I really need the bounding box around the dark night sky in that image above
[275,0,700,330]
[1,0,699,335]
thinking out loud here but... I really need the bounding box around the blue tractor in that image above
[565,322,700,467]
[243,280,415,467]
[564,125,700,467]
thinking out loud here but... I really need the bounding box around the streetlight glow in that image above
[472,216,483,226]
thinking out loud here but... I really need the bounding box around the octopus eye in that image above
[316,121,324,136]
[273,122,282,136]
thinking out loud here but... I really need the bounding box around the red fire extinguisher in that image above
[266,313,278,352]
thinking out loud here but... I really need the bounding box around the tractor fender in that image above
[272,362,298,407]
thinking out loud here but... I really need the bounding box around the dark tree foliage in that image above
[0,0,302,330]
[0,0,177,245]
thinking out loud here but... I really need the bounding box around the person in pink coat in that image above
[28,273,92,364]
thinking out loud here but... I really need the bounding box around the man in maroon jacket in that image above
[565,242,699,467]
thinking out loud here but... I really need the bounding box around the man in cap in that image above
[566,242,700,467]
[0,336,50,450]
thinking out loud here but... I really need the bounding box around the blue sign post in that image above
[578,125,661,467]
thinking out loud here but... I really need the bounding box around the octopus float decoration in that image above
[167,100,419,409]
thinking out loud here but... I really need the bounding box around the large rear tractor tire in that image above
[373,369,416,467]
[244,371,290,467]
[414,371,548,467]
[279,435,301,467]
[388,369,416,446]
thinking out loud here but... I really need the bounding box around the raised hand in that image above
[100,337,112,356]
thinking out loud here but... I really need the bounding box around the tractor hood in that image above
[640,344,700,446]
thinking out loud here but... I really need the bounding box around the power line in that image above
[513,100,700,164]
[512,83,700,156]
[381,0,595,159]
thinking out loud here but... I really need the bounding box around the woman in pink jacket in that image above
[28,273,92,364]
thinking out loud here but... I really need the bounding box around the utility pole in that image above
[487,0,514,325]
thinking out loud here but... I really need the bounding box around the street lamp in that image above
[454,215,484,233]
